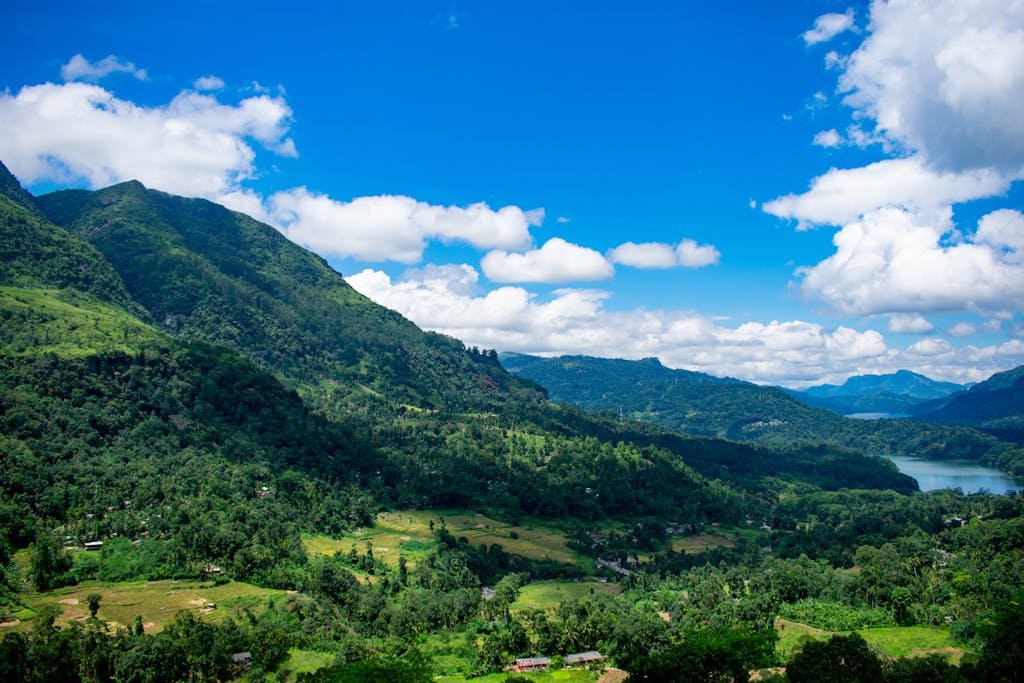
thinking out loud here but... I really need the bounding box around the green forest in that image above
[2,163,1023,681]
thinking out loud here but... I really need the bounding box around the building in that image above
[512,657,551,672]
[231,652,252,668]
[566,651,603,667]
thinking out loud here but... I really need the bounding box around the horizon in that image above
[2,0,1022,387]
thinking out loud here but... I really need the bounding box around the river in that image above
[885,455,1024,494]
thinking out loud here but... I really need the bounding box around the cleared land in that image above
[303,509,582,568]
[512,580,621,612]
[5,580,288,634]
[775,618,966,663]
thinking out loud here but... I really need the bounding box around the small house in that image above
[512,657,551,672]
[84,541,103,551]
[231,652,252,668]
[566,650,603,667]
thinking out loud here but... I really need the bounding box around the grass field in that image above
[4,580,289,634]
[775,618,966,663]
[303,509,582,569]
[669,533,736,554]
[281,648,336,678]
[512,580,621,612]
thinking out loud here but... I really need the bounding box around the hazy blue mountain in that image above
[788,370,964,416]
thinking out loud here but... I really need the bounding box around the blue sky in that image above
[2,0,1023,386]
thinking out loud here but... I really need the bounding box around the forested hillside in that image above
[912,365,1024,429]
[36,181,541,413]
[502,353,1024,475]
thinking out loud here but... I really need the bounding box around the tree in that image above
[87,593,102,620]
[30,527,72,592]
[787,633,884,683]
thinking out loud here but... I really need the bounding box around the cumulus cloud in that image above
[949,322,977,337]
[0,82,295,198]
[607,242,678,269]
[61,54,147,82]
[812,129,842,148]
[676,239,721,267]
[194,75,226,91]
[346,262,1022,386]
[607,239,721,269]
[763,157,1012,228]
[976,208,1024,256]
[888,314,934,334]
[798,207,1024,316]
[267,189,541,264]
[481,238,614,283]
[803,9,856,46]
[838,0,1024,173]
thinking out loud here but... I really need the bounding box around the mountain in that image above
[911,365,1024,428]
[790,370,964,416]
[500,353,1024,475]
[502,353,860,441]
[35,180,538,413]
[0,164,143,316]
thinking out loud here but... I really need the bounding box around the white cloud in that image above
[607,242,678,269]
[824,50,846,70]
[909,338,951,356]
[976,208,1024,256]
[0,82,295,198]
[607,239,721,269]
[481,238,614,283]
[194,75,226,91]
[839,0,1024,173]
[346,262,1022,386]
[949,322,977,337]
[798,207,1024,316]
[556,216,571,223]
[61,54,147,82]
[888,314,934,334]
[763,157,1012,228]
[268,189,541,264]
[803,9,856,46]
[813,129,842,148]
[676,239,720,267]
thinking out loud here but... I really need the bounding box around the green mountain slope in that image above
[501,353,1024,475]
[0,166,141,316]
[36,181,540,412]
[911,365,1024,428]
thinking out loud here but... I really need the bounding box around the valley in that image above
[1,163,1022,682]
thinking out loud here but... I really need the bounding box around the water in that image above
[847,412,906,420]
[885,455,1024,494]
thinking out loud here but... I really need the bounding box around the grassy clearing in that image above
[512,580,621,612]
[281,648,336,677]
[775,618,830,659]
[0,287,160,357]
[669,533,736,554]
[775,618,966,663]
[303,509,581,568]
[858,626,964,663]
[5,580,288,634]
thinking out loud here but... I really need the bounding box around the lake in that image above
[885,455,1024,494]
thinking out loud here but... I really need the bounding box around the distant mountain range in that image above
[787,370,965,416]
